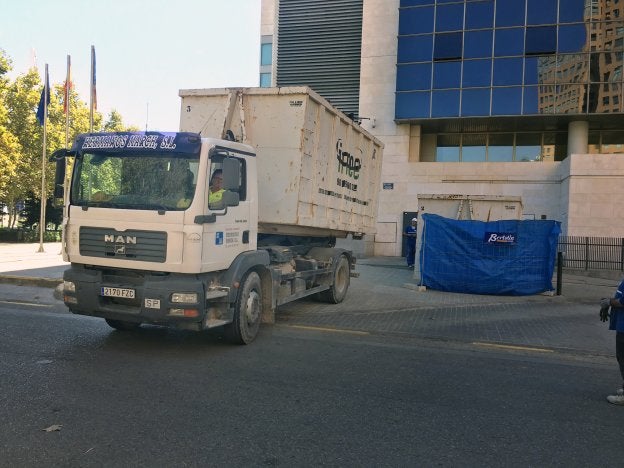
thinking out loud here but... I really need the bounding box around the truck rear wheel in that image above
[105,319,142,331]
[225,272,262,345]
[318,255,350,304]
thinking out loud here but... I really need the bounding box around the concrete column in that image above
[568,121,589,156]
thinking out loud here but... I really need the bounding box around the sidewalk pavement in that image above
[0,242,619,305]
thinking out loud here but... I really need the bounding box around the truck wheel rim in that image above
[245,291,260,325]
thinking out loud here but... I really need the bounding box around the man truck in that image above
[51,87,383,344]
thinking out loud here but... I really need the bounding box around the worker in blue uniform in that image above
[403,216,418,268]
[600,278,624,405]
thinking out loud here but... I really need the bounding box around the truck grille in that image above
[79,227,167,263]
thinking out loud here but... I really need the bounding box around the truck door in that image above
[201,153,251,270]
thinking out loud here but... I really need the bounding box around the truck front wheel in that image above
[318,255,350,304]
[225,271,262,345]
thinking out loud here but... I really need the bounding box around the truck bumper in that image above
[62,265,229,331]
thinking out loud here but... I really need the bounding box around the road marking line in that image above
[285,325,370,336]
[0,300,53,308]
[472,342,554,353]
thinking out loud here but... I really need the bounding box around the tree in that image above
[103,109,139,132]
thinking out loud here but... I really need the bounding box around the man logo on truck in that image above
[104,235,137,244]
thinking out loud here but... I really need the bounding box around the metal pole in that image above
[37,64,48,253]
[89,45,94,132]
[556,251,563,296]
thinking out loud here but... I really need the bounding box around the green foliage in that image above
[0,50,140,231]
[21,194,62,229]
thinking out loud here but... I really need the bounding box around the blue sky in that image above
[1,0,261,131]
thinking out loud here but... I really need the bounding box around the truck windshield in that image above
[70,152,199,211]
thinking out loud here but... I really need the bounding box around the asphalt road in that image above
[1,301,623,467]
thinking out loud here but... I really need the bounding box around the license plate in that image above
[101,287,135,299]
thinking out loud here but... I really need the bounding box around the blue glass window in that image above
[433,61,461,88]
[396,63,432,91]
[524,57,539,85]
[495,0,526,27]
[466,1,494,30]
[399,6,434,34]
[526,27,556,54]
[555,84,586,114]
[494,28,525,56]
[522,86,539,113]
[559,0,586,23]
[464,30,493,58]
[432,89,460,117]
[462,134,487,162]
[260,43,272,66]
[400,0,433,5]
[398,35,433,62]
[493,58,523,85]
[461,89,491,116]
[395,92,431,119]
[516,133,542,161]
[492,87,522,115]
[434,33,463,60]
[436,135,460,162]
[260,73,271,88]
[527,0,556,25]
[558,24,587,53]
[488,134,514,161]
[435,3,464,32]
[462,59,492,87]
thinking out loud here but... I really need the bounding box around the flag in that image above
[36,66,49,126]
[63,55,72,115]
[91,45,97,111]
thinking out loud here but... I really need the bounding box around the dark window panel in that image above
[495,0,526,27]
[543,132,567,161]
[466,1,494,29]
[396,63,432,91]
[492,87,522,114]
[436,134,460,162]
[493,57,523,85]
[462,59,492,86]
[526,26,557,54]
[434,32,463,60]
[433,61,462,88]
[527,0,556,25]
[461,88,491,116]
[435,3,464,32]
[603,131,624,151]
[558,24,588,53]
[523,85,539,113]
[559,0,586,23]
[395,92,431,119]
[464,30,493,58]
[432,89,460,117]
[488,133,514,161]
[589,52,624,86]
[462,134,487,162]
[400,0,433,5]
[399,7,434,34]
[398,35,433,62]
[494,28,525,56]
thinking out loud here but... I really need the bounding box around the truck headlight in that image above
[64,281,76,293]
[171,293,198,304]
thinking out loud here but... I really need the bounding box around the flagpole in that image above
[65,55,70,148]
[89,45,95,132]
[37,63,48,253]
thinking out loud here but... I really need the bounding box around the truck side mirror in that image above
[222,157,241,191]
[221,190,239,207]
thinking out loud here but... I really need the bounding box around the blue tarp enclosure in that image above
[419,214,561,296]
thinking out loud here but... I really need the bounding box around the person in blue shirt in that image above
[403,216,418,268]
[601,279,624,405]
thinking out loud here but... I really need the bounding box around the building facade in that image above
[261,0,624,256]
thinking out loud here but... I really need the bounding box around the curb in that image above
[0,274,62,289]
